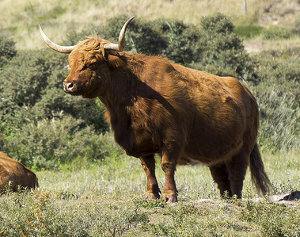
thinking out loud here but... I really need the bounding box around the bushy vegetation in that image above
[253,49,300,151]
[0,46,108,169]
[98,14,259,83]
[3,118,117,170]
[0,33,16,68]
[0,14,299,170]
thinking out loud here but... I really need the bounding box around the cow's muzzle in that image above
[63,82,81,94]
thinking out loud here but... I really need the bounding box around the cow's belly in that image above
[179,141,242,166]
[181,130,244,165]
[115,128,160,158]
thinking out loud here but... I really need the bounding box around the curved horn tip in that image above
[102,17,135,51]
[123,16,135,28]
[117,16,135,51]
[128,16,135,22]
[39,25,75,54]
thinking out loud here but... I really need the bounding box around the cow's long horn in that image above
[39,25,75,53]
[104,16,135,51]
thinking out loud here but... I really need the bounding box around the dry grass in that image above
[0,151,299,236]
[0,0,298,49]
[244,37,300,53]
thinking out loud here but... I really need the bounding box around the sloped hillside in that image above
[0,0,298,49]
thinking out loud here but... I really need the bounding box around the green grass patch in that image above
[235,24,263,39]
[235,25,296,40]
[262,26,294,40]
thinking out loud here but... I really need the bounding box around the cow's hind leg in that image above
[209,163,232,198]
[140,154,160,199]
[225,151,249,198]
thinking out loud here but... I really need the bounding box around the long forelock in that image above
[76,37,110,52]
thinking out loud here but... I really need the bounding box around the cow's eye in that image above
[88,62,97,70]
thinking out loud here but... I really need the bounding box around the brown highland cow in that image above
[0,152,38,192]
[40,17,271,202]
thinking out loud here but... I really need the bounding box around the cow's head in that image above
[40,17,134,98]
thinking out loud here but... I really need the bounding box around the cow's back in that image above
[0,152,38,192]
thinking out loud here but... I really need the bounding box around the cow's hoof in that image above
[145,192,160,200]
[165,194,178,203]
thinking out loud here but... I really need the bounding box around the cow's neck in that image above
[97,54,142,126]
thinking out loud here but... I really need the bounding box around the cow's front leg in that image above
[140,154,160,200]
[161,151,178,203]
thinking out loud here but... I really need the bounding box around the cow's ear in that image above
[99,47,109,61]
[107,54,125,69]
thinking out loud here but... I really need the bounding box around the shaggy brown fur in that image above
[0,152,38,192]
[61,37,271,202]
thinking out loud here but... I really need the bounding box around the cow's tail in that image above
[249,143,272,195]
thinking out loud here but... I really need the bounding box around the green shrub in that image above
[193,14,259,83]
[257,49,300,84]
[0,48,107,131]
[201,14,235,34]
[33,89,108,132]
[2,117,118,169]
[0,47,109,169]
[0,32,16,67]
[0,105,36,136]
[146,14,258,83]
[0,50,53,106]
[252,81,299,151]
[156,20,202,64]
[101,15,168,55]
[253,50,300,151]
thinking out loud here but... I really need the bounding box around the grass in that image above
[235,24,264,39]
[0,151,299,236]
[243,37,300,53]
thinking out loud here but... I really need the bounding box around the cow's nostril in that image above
[64,82,76,93]
[67,82,74,90]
